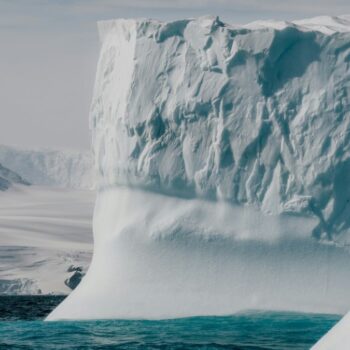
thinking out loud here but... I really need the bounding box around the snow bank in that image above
[49,14,350,331]
[0,145,94,190]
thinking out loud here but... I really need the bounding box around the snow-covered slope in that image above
[0,145,94,190]
[0,185,94,295]
[49,14,350,333]
[0,146,95,294]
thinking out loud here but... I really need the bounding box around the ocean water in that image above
[0,296,340,350]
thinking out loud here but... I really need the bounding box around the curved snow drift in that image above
[49,14,350,328]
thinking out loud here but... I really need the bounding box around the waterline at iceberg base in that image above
[48,14,350,347]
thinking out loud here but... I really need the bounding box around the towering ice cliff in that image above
[49,15,350,335]
[91,15,350,243]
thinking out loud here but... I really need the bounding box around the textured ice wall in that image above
[92,16,350,244]
[49,16,350,323]
[0,162,29,190]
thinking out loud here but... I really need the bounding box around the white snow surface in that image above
[246,15,350,34]
[0,185,94,294]
[49,14,350,345]
[0,145,94,190]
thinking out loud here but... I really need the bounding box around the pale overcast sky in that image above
[1,0,350,150]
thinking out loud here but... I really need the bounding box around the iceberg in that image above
[48,14,350,336]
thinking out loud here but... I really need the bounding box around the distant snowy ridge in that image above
[0,145,94,190]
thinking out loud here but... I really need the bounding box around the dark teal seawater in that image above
[0,296,341,350]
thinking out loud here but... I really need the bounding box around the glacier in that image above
[0,144,94,190]
[0,145,95,295]
[48,14,350,343]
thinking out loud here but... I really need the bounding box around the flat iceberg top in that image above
[97,14,350,39]
[0,144,94,190]
[91,15,350,244]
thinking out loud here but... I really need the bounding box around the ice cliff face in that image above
[0,145,94,190]
[91,15,350,244]
[0,163,29,191]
